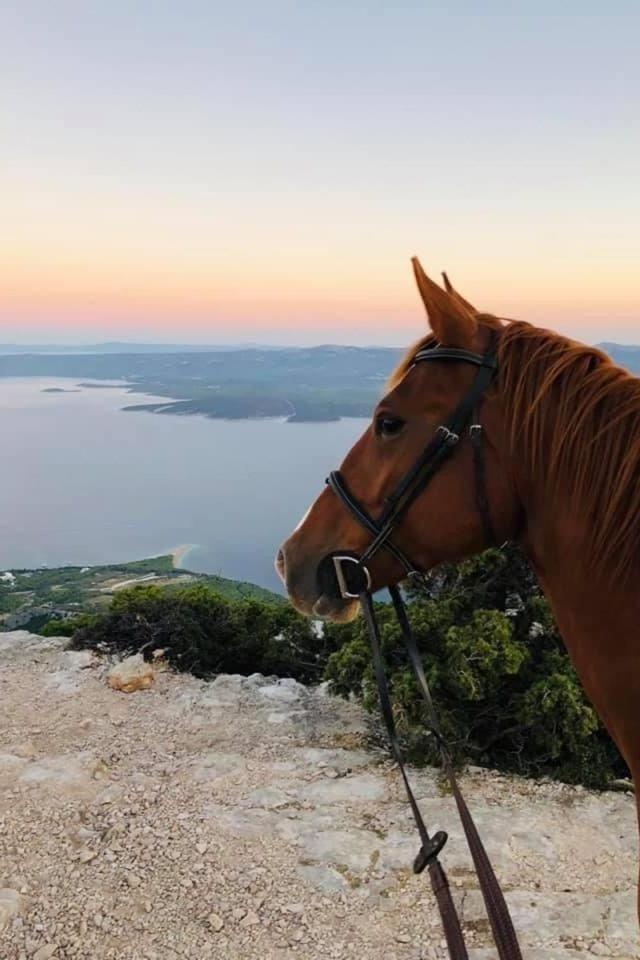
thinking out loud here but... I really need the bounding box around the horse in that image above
[276,257,640,922]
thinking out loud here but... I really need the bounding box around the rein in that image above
[324,342,523,960]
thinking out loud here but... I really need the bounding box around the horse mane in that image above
[389,317,640,580]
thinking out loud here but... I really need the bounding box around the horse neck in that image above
[513,441,640,770]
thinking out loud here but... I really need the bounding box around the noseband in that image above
[322,341,523,960]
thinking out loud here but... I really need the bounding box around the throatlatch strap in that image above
[470,412,497,548]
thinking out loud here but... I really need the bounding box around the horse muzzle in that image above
[275,542,360,621]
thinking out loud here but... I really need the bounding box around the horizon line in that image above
[2,337,640,352]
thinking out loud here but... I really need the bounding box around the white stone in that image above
[19,753,94,795]
[244,787,290,810]
[259,679,307,702]
[78,848,98,864]
[0,888,22,930]
[190,752,244,782]
[296,864,348,893]
[0,631,64,661]
[297,829,381,872]
[33,946,58,960]
[303,773,385,803]
[239,910,260,927]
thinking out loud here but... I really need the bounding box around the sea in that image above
[0,378,368,594]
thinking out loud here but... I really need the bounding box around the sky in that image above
[2,2,639,346]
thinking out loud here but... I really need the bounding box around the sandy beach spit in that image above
[169,543,198,568]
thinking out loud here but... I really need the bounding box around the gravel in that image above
[0,630,638,959]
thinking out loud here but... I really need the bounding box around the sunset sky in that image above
[2,3,638,346]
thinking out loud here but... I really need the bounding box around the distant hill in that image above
[0,555,282,632]
[0,342,285,355]
[1,341,637,423]
[597,342,640,374]
[0,345,402,421]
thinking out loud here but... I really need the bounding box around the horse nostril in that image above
[275,548,286,581]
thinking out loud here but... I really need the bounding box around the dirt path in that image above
[0,631,638,960]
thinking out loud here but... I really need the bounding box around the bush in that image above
[70,583,329,683]
[323,545,627,789]
[70,547,628,788]
[40,615,90,637]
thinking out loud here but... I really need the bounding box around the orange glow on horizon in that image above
[2,245,639,344]
[2,180,638,343]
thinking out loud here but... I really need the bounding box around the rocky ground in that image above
[0,630,638,960]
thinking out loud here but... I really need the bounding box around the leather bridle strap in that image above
[359,587,523,960]
[388,587,523,960]
[326,471,419,576]
[360,591,469,960]
[322,339,523,960]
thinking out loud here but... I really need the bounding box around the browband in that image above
[413,346,497,369]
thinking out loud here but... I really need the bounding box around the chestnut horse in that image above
[277,258,640,919]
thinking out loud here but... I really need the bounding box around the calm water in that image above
[0,378,368,593]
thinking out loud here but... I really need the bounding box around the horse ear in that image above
[441,271,478,315]
[411,257,477,347]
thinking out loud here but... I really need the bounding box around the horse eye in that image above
[375,414,406,438]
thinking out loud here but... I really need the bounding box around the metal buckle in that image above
[413,830,449,874]
[332,556,372,599]
[436,426,459,446]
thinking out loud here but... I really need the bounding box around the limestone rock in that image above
[0,631,63,662]
[33,945,58,960]
[239,910,260,927]
[0,888,22,930]
[258,678,307,703]
[19,753,95,795]
[303,773,385,803]
[297,828,381,872]
[77,847,98,863]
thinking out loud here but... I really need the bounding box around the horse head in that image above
[276,259,523,621]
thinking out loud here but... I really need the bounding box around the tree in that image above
[323,545,627,788]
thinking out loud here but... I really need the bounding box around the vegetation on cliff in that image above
[0,555,280,633]
[71,583,328,682]
[323,546,627,789]
[69,545,627,789]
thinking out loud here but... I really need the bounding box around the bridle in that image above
[322,339,523,960]
[326,341,499,597]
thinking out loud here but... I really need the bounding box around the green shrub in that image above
[40,615,90,637]
[323,545,627,789]
[70,583,327,683]
[70,547,628,788]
